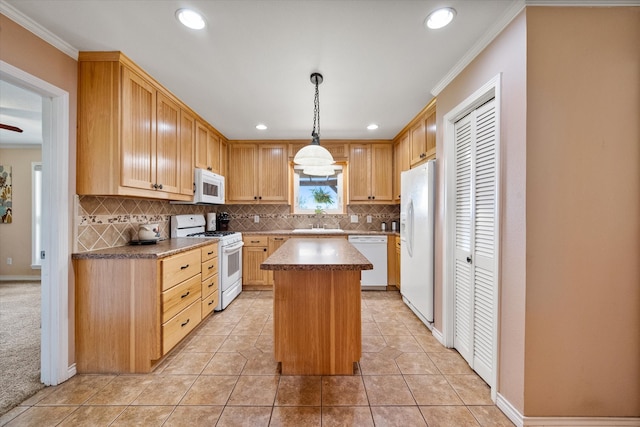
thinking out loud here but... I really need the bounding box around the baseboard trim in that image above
[0,275,41,282]
[432,327,445,346]
[497,393,640,427]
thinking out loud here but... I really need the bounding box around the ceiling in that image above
[0,80,42,146]
[2,0,520,141]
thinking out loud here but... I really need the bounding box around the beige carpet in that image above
[0,282,45,416]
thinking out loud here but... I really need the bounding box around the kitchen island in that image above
[261,238,372,375]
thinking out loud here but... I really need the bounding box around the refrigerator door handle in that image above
[407,199,414,257]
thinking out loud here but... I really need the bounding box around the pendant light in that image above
[293,73,335,166]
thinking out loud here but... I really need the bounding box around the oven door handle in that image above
[223,241,245,253]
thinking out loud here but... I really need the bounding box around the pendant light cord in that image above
[312,77,320,144]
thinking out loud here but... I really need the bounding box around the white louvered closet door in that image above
[453,98,497,386]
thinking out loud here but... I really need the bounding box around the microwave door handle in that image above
[223,242,245,253]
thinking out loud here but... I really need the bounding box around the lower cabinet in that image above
[200,244,219,319]
[242,235,269,286]
[74,244,215,374]
[395,236,401,289]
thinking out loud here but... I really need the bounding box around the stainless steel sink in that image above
[291,228,345,234]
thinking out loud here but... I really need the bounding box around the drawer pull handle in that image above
[208,300,214,306]
[207,251,214,255]
[208,265,215,270]
[181,318,190,327]
[181,291,190,298]
[180,264,189,270]
[250,240,260,243]
[208,282,215,288]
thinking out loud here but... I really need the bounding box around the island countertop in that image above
[260,237,373,271]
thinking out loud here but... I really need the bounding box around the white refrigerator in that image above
[400,160,435,327]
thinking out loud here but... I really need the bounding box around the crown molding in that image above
[431,0,526,96]
[430,0,639,97]
[0,0,78,60]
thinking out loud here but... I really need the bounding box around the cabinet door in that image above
[242,246,269,285]
[121,67,156,190]
[194,120,209,171]
[208,131,221,174]
[179,109,195,196]
[220,139,228,177]
[227,144,258,202]
[349,144,371,201]
[409,120,426,167]
[371,144,393,201]
[258,144,288,202]
[424,109,436,159]
[156,92,180,194]
[267,236,289,285]
[394,133,410,202]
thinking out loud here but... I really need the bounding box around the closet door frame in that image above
[441,73,502,401]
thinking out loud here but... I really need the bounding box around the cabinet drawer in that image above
[201,258,218,280]
[201,244,218,262]
[201,289,219,319]
[162,300,201,355]
[162,274,202,323]
[244,236,268,246]
[201,274,218,299]
[162,249,201,291]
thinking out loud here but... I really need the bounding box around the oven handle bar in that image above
[223,241,245,253]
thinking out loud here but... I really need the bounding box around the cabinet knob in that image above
[258,196,262,200]
[207,166,212,171]
[158,183,163,189]
[254,196,258,200]
[263,248,267,252]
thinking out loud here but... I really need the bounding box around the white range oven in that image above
[171,214,243,311]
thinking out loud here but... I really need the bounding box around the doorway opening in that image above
[0,60,72,390]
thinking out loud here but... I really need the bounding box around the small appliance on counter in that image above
[217,212,230,231]
[206,212,216,231]
[130,224,160,245]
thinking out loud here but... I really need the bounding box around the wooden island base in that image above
[273,269,362,375]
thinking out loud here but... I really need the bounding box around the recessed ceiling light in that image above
[367,124,379,130]
[176,9,206,30]
[256,124,267,130]
[425,7,456,30]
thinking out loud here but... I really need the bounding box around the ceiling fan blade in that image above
[0,123,24,133]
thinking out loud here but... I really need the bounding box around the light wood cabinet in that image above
[267,236,289,285]
[195,121,221,174]
[409,100,436,167]
[200,244,219,319]
[393,132,410,203]
[349,143,393,203]
[74,245,213,373]
[78,52,195,201]
[289,142,348,161]
[242,235,269,285]
[227,143,288,203]
[395,236,401,289]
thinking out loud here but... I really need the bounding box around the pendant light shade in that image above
[294,73,335,167]
[303,164,336,176]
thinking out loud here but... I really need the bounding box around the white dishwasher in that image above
[348,235,388,290]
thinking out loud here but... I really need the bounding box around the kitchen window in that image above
[292,163,346,215]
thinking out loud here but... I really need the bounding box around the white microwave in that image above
[194,168,225,204]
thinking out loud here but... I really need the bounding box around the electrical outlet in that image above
[254,215,260,223]
[6,257,12,265]
[350,215,358,223]
[366,215,372,223]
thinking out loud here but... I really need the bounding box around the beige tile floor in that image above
[0,290,514,427]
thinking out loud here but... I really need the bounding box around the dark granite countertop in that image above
[260,237,374,271]
[72,238,217,260]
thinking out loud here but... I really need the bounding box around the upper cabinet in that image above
[227,143,288,203]
[77,51,224,201]
[195,121,221,174]
[392,98,437,204]
[409,100,437,167]
[349,143,393,203]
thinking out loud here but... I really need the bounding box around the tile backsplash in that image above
[75,195,400,252]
